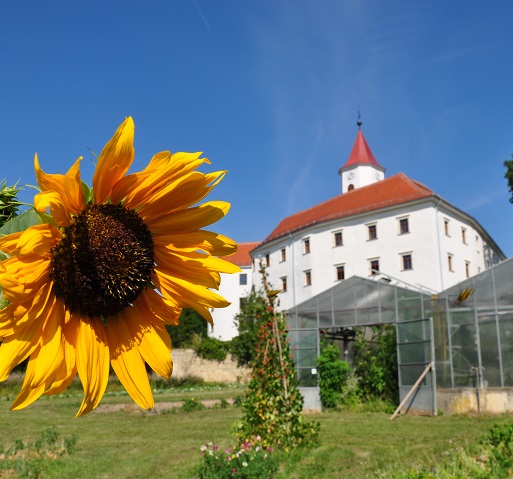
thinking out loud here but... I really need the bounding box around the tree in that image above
[230,289,267,367]
[505,155,513,203]
[237,261,319,450]
[165,308,208,348]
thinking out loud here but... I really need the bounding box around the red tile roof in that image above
[223,241,259,267]
[339,130,385,171]
[261,173,434,245]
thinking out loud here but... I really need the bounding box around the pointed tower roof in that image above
[338,129,385,173]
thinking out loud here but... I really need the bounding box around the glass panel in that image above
[499,313,513,386]
[478,314,501,387]
[297,368,318,387]
[398,341,429,364]
[494,261,513,307]
[333,307,356,327]
[451,323,478,386]
[398,321,428,342]
[399,364,432,386]
[288,330,317,350]
[296,348,317,368]
[397,297,423,322]
[433,304,451,387]
[449,310,475,326]
[296,311,317,329]
[354,281,379,326]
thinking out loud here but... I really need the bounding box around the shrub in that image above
[317,342,356,409]
[196,337,229,362]
[181,398,206,412]
[0,427,76,479]
[197,436,279,479]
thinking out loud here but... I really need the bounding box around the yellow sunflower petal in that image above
[1,255,51,304]
[0,318,41,381]
[138,171,226,222]
[92,117,135,204]
[75,316,110,417]
[106,314,154,410]
[34,191,72,227]
[110,151,172,205]
[138,288,181,325]
[128,299,173,379]
[0,282,54,337]
[155,268,230,323]
[118,151,210,210]
[7,224,61,256]
[154,249,241,290]
[153,230,238,257]
[45,316,78,396]
[34,155,85,219]
[144,201,231,235]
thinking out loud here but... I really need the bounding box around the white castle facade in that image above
[210,127,505,340]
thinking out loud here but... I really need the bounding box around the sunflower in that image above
[0,117,240,416]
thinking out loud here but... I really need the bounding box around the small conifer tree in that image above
[237,261,319,450]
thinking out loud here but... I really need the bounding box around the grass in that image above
[0,378,512,478]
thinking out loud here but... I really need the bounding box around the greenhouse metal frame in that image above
[286,257,513,414]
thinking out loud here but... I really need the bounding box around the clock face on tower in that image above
[347,171,355,180]
[375,172,381,180]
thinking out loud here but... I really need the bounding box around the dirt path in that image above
[95,398,235,414]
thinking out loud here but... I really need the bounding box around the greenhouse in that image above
[286,257,513,414]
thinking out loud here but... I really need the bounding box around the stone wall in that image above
[437,388,513,415]
[172,349,250,383]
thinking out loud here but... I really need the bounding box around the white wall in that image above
[209,266,252,341]
[251,199,500,311]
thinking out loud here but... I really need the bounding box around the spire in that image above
[339,123,384,171]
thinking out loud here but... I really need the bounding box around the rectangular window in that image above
[333,231,343,247]
[448,253,454,272]
[239,297,247,309]
[336,265,345,281]
[368,224,377,240]
[401,254,413,270]
[303,238,310,254]
[369,259,379,275]
[280,248,286,262]
[304,270,312,286]
[444,218,450,236]
[265,254,270,267]
[281,276,287,292]
[239,273,247,285]
[465,261,470,278]
[399,217,409,234]
[462,227,467,244]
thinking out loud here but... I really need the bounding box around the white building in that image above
[212,126,505,339]
[250,126,505,312]
[209,242,259,340]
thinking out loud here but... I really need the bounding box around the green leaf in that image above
[0,210,41,237]
[0,290,7,310]
[81,181,93,204]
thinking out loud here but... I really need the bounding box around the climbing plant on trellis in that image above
[236,260,319,450]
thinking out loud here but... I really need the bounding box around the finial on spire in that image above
[357,111,362,130]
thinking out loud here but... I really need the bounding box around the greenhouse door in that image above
[396,317,437,415]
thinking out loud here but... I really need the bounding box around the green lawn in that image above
[0,381,511,478]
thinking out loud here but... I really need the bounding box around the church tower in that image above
[338,119,386,193]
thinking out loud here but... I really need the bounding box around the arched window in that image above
[348,184,355,191]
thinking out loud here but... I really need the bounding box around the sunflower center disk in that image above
[51,203,155,319]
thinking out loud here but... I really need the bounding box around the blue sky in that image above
[1,1,512,257]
